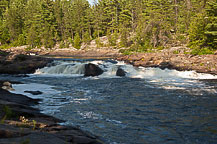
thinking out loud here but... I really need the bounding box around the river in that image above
[1,58,217,144]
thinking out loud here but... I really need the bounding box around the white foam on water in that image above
[127,66,217,80]
[34,60,217,80]
[33,60,217,92]
[10,83,58,99]
[35,63,85,75]
[77,111,103,120]
[9,83,66,115]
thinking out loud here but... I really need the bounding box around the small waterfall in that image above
[35,59,217,80]
[36,63,86,75]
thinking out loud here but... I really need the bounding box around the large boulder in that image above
[0,50,53,74]
[116,67,126,77]
[84,63,103,77]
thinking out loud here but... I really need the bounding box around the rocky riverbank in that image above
[117,46,217,75]
[3,45,217,76]
[0,50,52,74]
[0,81,103,144]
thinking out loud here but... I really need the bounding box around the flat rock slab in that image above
[0,81,103,144]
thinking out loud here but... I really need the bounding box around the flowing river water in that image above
[1,58,217,144]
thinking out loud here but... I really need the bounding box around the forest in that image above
[0,0,216,55]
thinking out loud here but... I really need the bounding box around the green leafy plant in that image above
[1,105,12,123]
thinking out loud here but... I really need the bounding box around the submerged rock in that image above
[84,63,103,77]
[116,67,126,77]
[24,91,43,95]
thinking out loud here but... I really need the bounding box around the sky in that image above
[87,0,97,5]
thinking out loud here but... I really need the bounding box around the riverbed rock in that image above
[84,63,103,77]
[116,68,126,77]
[24,91,43,95]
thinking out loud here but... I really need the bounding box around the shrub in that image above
[190,47,214,55]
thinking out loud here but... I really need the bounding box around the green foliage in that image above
[73,33,81,49]
[59,41,65,49]
[119,48,134,55]
[0,0,215,55]
[120,27,129,47]
[95,37,104,48]
[0,44,11,50]
[107,30,118,46]
[204,0,217,49]
[173,50,180,54]
[82,31,91,44]
[0,18,10,44]
[188,12,206,48]
[1,105,12,123]
[191,47,214,55]
[12,34,26,46]
[32,120,36,130]
[188,0,217,50]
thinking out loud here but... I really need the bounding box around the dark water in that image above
[1,60,217,144]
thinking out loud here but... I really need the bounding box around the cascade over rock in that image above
[84,63,103,77]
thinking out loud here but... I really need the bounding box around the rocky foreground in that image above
[0,81,103,144]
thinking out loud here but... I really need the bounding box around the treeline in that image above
[0,0,216,54]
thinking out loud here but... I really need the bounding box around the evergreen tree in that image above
[83,31,91,44]
[74,33,81,49]
[205,0,217,49]
[25,0,43,47]
[5,0,26,43]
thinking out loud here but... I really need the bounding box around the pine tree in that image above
[25,0,43,47]
[5,0,26,43]
[205,0,217,49]
[40,0,56,48]
[83,31,91,44]
[74,33,81,49]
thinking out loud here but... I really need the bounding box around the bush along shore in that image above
[0,80,103,144]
